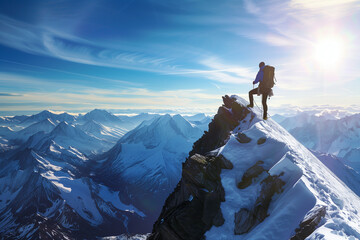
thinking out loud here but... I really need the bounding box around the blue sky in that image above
[0,0,360,115]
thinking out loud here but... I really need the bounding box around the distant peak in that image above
[89,109,109,114]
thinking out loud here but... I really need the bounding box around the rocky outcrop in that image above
[149,95,246,240]
[236,133,252,143]
[189,95,250,157]
[234,173,286,234]
[257,137,266,145]
[148,153,233,240]
[237,160,265,189]
[290,206,327,240]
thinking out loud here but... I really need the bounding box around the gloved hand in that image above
[253,81,256,84]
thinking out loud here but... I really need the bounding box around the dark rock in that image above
[290,206,326,240]
[149,96,254,240]
[189,96,250,157]
[222,95,234,108]
[257,137,266,145]
[234,173,286,235]
[236,133,252,143]
[237,161,265,189]
[218,154,234,170]
[234,209,257,234]
[212,208,225,227]
[149,154,230,240]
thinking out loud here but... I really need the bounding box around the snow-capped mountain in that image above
[93,114,205,223]
[277,112,360,161]
[311,150,360,196]
[78,120,126,143]
[25,121,114,155]
[0,110,210,238]
[79,109,122,124]
[20,110,77,127]
[10,118,57,142]
[184,113,212,132]
[149,95,360,240]
[117,113,160,130]
[0,109,162,238]
[183,113,208,122]
[0,115,27,127]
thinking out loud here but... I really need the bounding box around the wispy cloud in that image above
[167,56,255,84]
[0,71,221,113]
[0,93,21,96]
[0,13,259,86]
[0,15,180,74]
[0,59,138,86]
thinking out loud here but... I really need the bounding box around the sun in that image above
[313,36,345,67]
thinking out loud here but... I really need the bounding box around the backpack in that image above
[260,65,275,89]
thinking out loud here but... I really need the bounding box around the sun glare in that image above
[313,37,345,67]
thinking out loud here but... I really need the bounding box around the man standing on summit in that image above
[247,62,275,120]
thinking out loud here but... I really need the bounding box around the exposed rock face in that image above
[148,153,233,240]
[237,160,265,189]
[189,95,250,157]
[290,206,327,240]
[149,96,246,240]
[234,173,286,234]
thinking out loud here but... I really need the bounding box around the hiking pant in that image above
[249,88,268,119]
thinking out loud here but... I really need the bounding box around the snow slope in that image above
[78,120,126,143]
[95,114,205,219]
[205,96,360,240]
[12,118,56,141]
[107,114,203,187]
[26,121,114,155]
[312,151,360,196]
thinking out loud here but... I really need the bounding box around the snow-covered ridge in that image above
[207,95,360,239]
[150,95,360,240]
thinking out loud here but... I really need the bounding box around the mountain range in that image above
[274,111,360,172]
[1,102,360,239]
[0,110,210,238]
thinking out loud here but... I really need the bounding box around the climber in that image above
[247,61,273,120]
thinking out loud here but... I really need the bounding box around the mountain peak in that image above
[83,109,121,123]
[121,114,201,148]
[149,95,360,240]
